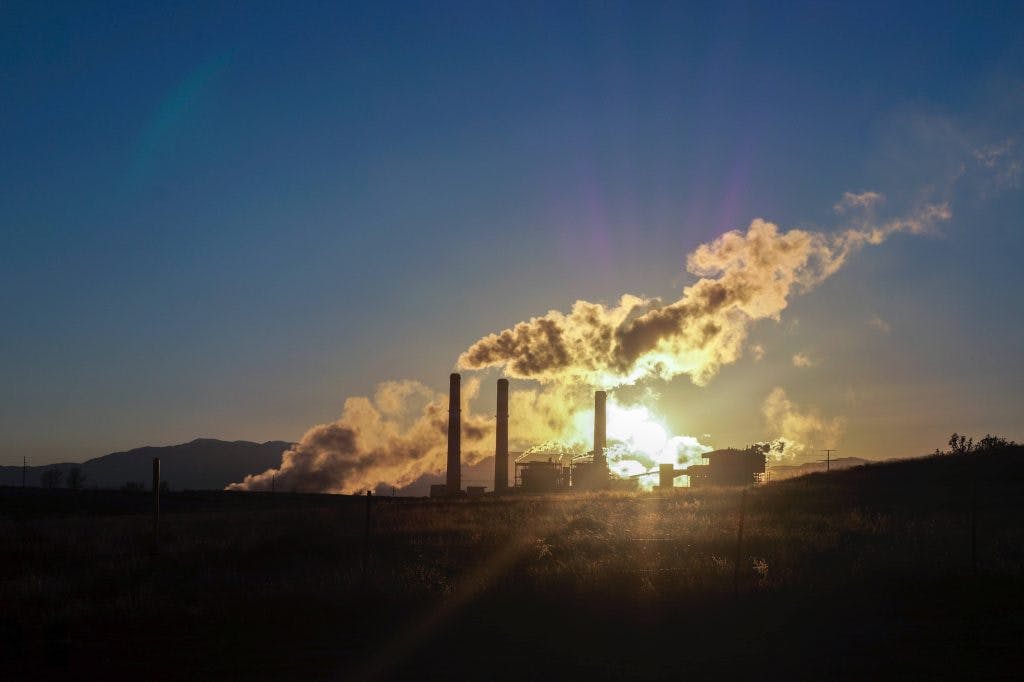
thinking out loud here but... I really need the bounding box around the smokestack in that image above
[495,378,509,492]
[446,373,461,495]
[594,390,606,466]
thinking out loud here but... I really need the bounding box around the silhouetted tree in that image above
[40,467,63,489]
[949,433,973,455]
[66,467,85,489]
[937,433,1016,456]
[977,434,1015,451]
[121,481,145,491]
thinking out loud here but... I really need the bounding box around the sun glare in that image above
[607,404,670,460]
[570,399,711,475]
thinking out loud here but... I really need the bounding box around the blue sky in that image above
[2,1,1023,465]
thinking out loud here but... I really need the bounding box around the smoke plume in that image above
[229,194,948,493]
[227,379,494,493]
[762,387,845,461]
[458,199,949,387]
[228,379,589,494]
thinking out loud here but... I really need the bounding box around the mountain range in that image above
[0,439,292,491]
[2,441,881,493]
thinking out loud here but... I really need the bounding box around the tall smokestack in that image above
[594,390,607,466]
[446,373,461,495]
[495,378,509,492]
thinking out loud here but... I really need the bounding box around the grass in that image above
[2,447,1023,680]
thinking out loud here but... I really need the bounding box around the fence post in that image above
[970,454,978,575]
[733,489,747,596]
[362,490,373,584]
[152,458,161,552]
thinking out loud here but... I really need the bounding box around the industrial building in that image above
[685,448,766,487]
[440,374,763,495]
[655,448,767,490]
[439,378,624,495]
[510,390,637,493]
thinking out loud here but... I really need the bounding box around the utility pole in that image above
[22,456,27,488]
[820,449,838,472]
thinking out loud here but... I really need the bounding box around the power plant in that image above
[437,373,764,496]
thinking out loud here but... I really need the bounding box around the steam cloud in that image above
[227,379,495,493]
[762,387,845,460]
[229,194,949,493]
[229,378,577,494]
[792,352,816,368]
[458,199,949,387]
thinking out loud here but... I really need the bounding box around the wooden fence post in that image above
[152,458,160,551]
[970,454,978,574]
[362,490,373,584]
[733,489,747,596]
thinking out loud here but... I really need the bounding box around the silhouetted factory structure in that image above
[655,448,766,490]
[434,373,765,496]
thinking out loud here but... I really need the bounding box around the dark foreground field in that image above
[3,449,1023,681]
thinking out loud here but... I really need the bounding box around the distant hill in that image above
[0,439,292,491]
[767,456,871,481]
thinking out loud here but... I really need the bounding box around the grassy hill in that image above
[1,445,1021,680]
[767,455,871,480]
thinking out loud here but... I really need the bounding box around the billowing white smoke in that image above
[228,379,585,494]
[227,379,494,493]
[761,387,845,461]
[229,194,949,493]
[458,197,949,388]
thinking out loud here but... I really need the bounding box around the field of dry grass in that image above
[2,447,1023,680]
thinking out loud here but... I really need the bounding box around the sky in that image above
[2,1,1023,472]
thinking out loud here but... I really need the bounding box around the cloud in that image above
[875,107,1023,202]
[762,387,845,461]
[973,137,1021,194]
[459,199,950,388]
[791,352,816,368]
[867,315,891,334]
[750,344,766,362]
[834,191,884,213]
